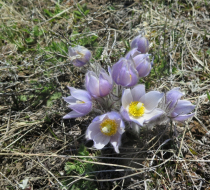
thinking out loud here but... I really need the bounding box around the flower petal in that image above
[70,89,91,102]
[86,72,100,98]
[101,68,112,84]
[106,111,121,120]
[93,133,110,149]
[63,111,85,119]
[92,114,107,122]
[140,91,164,111]
[171,113,195,122]
[122,89,133,108]
[99,73,112,97]
[129,115,145,126]
[120,107,131,121]
[131,84,145,101]
[69,101,92,114]
[63,96,77,104]
[125,48,141,59]
[143,108,164,123]
[72,59,86,67]
[85,121,101,140]
[110,132,121,153]
[173,100,195,115]
[166,88,183,109]
[117,61,132,86]
[67,86,76,93]
[126,59,139,87]
[68,47,76,57]
[111,61,121,82]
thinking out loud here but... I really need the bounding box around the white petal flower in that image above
[86,111,125,153]
[120,84,164,127]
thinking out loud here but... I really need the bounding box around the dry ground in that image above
[0,0,210,189]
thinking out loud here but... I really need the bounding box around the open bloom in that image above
[164,88,195,122]
[63,87,92,119]
[68,45,91,67]
[85,68,113,98]
[86,111,125,153]
[111,58,138,87]
[120,84,164,126]
[130,35,149,54]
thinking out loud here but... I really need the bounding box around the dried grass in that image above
[0,0,210,189]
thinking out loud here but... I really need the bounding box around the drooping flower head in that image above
[111,58,138,87]
[130,35,149,54]
[85,67,113,98]
[68,45,91,67]
[164,88,195,122]
[120,84,164,126]
[86,111,125,153]
[63,87,92,119]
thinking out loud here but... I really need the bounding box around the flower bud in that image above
[133,54,152,77]
[68,45,91,67]
[125,48,141,60]
[85,68,113,98]
[111,58,138,87]
[130,35,149,53]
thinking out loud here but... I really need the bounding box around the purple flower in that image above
[85,68,113,98]
[132,54,152,77]
[130,35,149,53]
[111,58,138,87]
[86,111,125,153]
[165,88,195,122]
[63,87,92,119]
[125,49,152,77]
[120,84,164,126]
[125,48,141,59]
[68,45,91,67]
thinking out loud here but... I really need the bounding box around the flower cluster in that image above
[63,34,195,153]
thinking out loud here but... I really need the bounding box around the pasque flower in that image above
[132,54,152,77]
[125,48,141,60]
[130,35,149,54]
[111,58,138,87]
[86,111,125,153]
[125,49,152,77]
[164,88,195,122]
[120,84,164,126]
[85,68,113,98]
[68,45,91,67]
[63,87,92,119]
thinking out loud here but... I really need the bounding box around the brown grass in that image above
[0,0,210,189]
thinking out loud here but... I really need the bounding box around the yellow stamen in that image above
[128,101,145,117]
[100,119,118,136]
